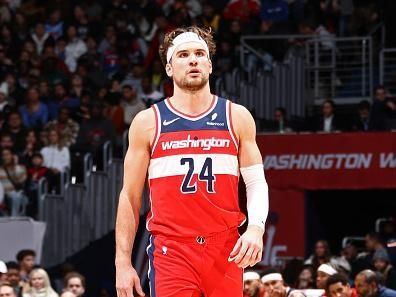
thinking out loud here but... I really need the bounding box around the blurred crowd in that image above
[0,250,95,297]
[244,225,396,297]
[0,0,393,215]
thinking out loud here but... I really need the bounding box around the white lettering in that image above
[380,153,396,168]
[263,153,374,170]
[161,135,230,151]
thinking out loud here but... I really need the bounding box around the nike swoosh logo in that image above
[163,117,180,126]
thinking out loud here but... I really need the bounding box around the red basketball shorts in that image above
[146,228,243,297]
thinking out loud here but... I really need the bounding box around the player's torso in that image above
[147,96,245,236]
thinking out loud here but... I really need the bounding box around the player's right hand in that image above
[116,264,145,297]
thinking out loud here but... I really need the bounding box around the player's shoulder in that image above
[131,107,155,128]
[230,102,255,127]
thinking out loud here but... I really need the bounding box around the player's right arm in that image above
[115,108,155,297]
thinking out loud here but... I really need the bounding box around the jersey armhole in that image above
[226,100,239,151]
[150,105,161,155]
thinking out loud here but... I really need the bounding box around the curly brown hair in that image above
[158,26,216,66]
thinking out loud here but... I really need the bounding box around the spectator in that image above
[120,85,146,127]
[19,87,49,130]
[198,3,221,32]
[45,9,64,41]
[23,268,58,297]
[362,233,386,269]
[0,261,7,283]
[298,19,335,50]
[261,270,305,297]
[352,100,371,131]
[20,130,41,167]
[243,271,262,297]
[0,82,11,119]
[369,86,396,131]
[64,272,85,297]
[305,240,339,271]
[44,107,79,148]
[355,270,396,297]
[0,284,16,297]
[372,249,396,290]
[0,133,15,154]
[6,262,24,297]
[296,266,315,289]
[272,107,293,133]
[4,112,27,155]
[342,242,371,281]
[0,148,28,216]
[104,93,124,137]
[15,250,35,284]
[139,75,164,107]
[64,25,87,73]
[30,22,53,56]
[48,83,80,120]
[326,273,358,297]
[315,99,341,132]
[75,101,116,169]
[223,0,261,24]
[40,129,70,193]
[317,264,338,290]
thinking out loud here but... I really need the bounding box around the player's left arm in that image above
[229,103,269,268]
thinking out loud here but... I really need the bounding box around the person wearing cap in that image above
[115,26,269,297]
[261,271,305,297]
[0,261,7,283]
[244,271,262,297]
[317,264,338,290]
[325,273,357,297]
[373,249,396,290]
[355,269,396,297]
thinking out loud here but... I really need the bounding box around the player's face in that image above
[244,280,261,297]
[263,280,285,297]
[316,271,329,289]
[328,282,351,297]
[167,41,212,92]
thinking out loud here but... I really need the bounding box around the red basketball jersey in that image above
[147,96,245,237]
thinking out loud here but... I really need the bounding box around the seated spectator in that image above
[261,270,305,297]
[16,250,35,287]
[6,262,24,297]
[326,273,357,297]
[0,82,12,118]
[271,107,293,133]
[44,107,79,148]
[26,152,48,198]
[222,0,261,25]
[48,83,80,120]
[104,93,124,138]
[75,102,116,169]
[64,24,87,73]
[40,129,70,193]
[30,22,54,56]
[63,272,85,297]
[0,132,15,153]
[296,266,315,289]
[3,112,27,155]
[361,232,386,269]
[139,75,164,107]
[23,268,58,297]
[0,148,28,216]
[243,271,262,297]
[45,9,63,41]
[369,86,396,131]
[19,130,42,167]
[372,249,396,290]
[19,87,49,130]
[0,261,7,283]
[120,85,146,127]
[305,240,339,272]
[0,284,17,297]
[315,100,341,132]
[355,270,396,297]
[316,264,338,290]
[351,100,371,131]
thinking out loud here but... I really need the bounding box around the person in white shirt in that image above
[40,129,70,193]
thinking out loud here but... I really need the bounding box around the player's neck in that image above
[170,84,213,115]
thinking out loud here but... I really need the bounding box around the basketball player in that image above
[115,26,269,297]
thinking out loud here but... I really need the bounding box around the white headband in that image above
[166,32,209,63]
[318,264,337,276]
[261,273,283,284]
[244,271,260,281]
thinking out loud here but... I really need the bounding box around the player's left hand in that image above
[228,225,264,268]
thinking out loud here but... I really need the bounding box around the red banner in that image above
[259,189,305,266]
[257,132,396,190]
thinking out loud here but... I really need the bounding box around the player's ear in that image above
[165,63,173,77]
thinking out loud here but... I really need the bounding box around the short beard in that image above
[174,73,209,92]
